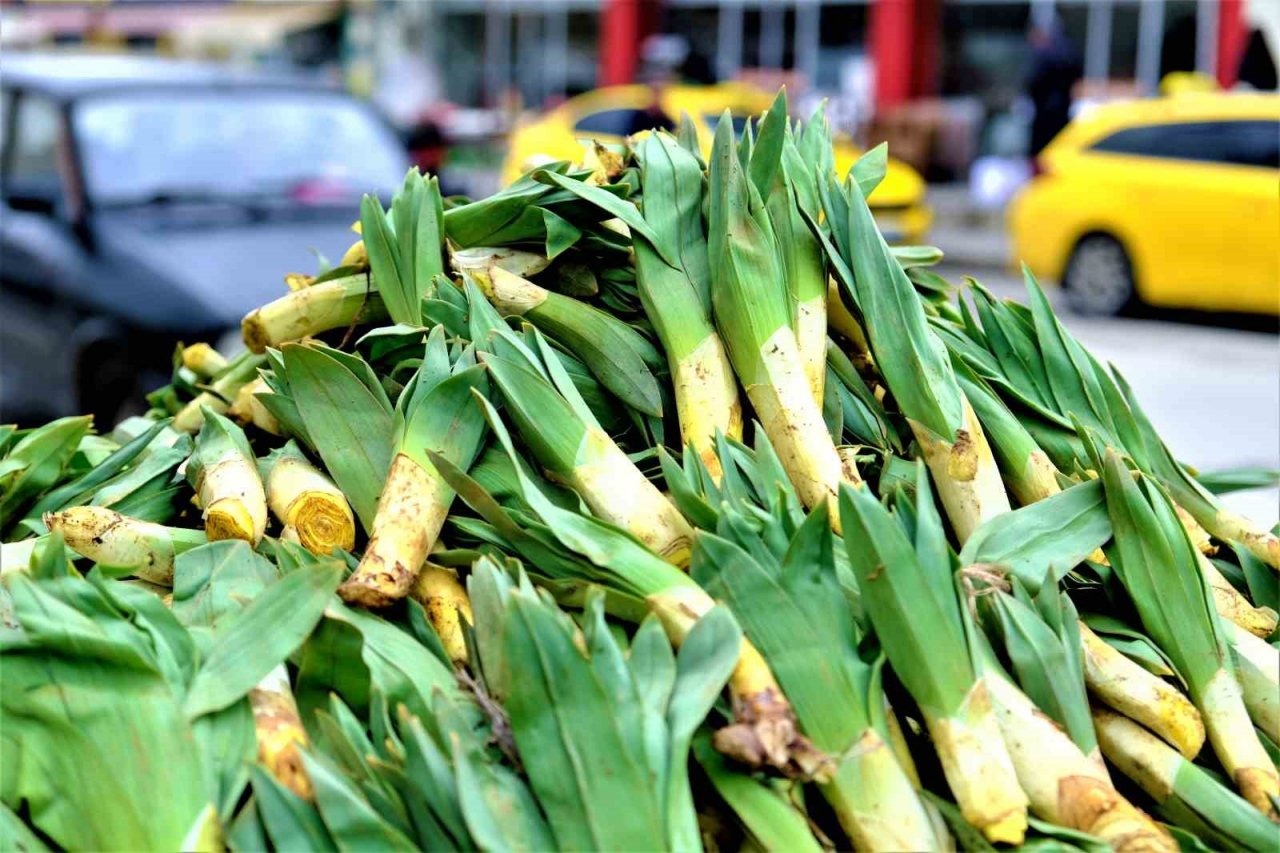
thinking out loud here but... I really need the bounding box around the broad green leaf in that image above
[2,575,212,851]
[194,698,257,820]
[283,344,394,531]
[526,292,665,417]
[828,171,962,439]
[534,168,674,265]
[24,419,168,524]
[840,481,972,717]
[184,561,342,719]
[693,733,821,853]
[851,142,888,197]
[1196,467,1280,495]
[171,540,279,629]
[501,587,666,850]
[541,207,582,258]
[0,801,51,852]
[302,752,417,852]
[450,723,558,852]
[694,507,869,753]
[959,479,1110,592]
[296,601,461,724]
[664,605,742,851]
[1,416,93,534]
[1097,447,1227,696]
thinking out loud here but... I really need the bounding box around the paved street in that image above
[936,263,1280,526]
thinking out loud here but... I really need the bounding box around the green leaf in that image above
[194,698,257,820]
[959,479,1110,592]
[982,586,1096,754]
[360,193,411,325]
[850,142,888,197]
[295,601,460,724]
[1098,447,1227,696]
[664,605,742,851]
[1,416,93,534]
[694,506,871,752]
[283,344,394,531]
[541,207,582,258]
[171,540,280,629]
[1195,466,1280,495]
[0,801,52,852]
[534,168,675,265]
[225,797,268,853]
[500,585,666,850]
[527,293,665,418]
[302,752,417,852]
[449,721,558,852]
[1229,542,1279,614]
[828,172,962,438]
[839,480,973,717]
[24,419,168,524]
[2,574,212,851]
[693,733,822,853]
[184,560,342,719]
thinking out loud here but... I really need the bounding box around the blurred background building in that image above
[1,2,1277,517]
[3,0,1276,187]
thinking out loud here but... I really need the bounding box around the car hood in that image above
[92,210,360,331]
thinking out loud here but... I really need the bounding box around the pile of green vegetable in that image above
[3,90,1277,853]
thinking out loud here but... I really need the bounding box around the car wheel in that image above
[1062,234,1137,316]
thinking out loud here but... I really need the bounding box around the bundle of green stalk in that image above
[3,88,1278,852]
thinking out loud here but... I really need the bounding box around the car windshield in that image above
[74,90,407,206]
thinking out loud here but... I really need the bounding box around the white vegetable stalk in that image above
[43,506,206,585]
[653,585,829,781]
[1198,551,1278,637]
[173,353,266,434]
[241,274,387,354]
[409,562,473,665]
[1225,621,1280,745]
[262,442,355,556]
[227,377,282,437]
[184,408,268,545]
[341,452,448,607]
[1092,706,1277,852]
[1210,507,1280,571]
[1078,622,1206,759]
[819,729,944,852]
[180,343,228,379]
[248,664,314,801]
[909,396,1011,544]
[986,673,1176,852]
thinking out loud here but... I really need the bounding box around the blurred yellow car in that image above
[1009,93,1280,315]
[502,83,931,243]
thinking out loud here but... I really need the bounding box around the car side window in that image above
[0,90,10,155]
[1090,120,1279,169]
[9,94,62,180]
[574,108,673,137]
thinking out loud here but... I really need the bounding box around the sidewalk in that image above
[923,184,1013,274]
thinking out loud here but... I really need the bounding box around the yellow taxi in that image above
[502,83,931,243]
[1008,92,1279,315]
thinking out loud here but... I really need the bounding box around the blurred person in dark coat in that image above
[1025,18,1082,156]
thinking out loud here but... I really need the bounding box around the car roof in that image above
[1,52,333,100]
[1055,92,1280,149]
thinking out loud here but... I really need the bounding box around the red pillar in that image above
[600,0,641,87]
[1217,0,1246,87]
[870,0,917,109]
[912,0,942,98]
